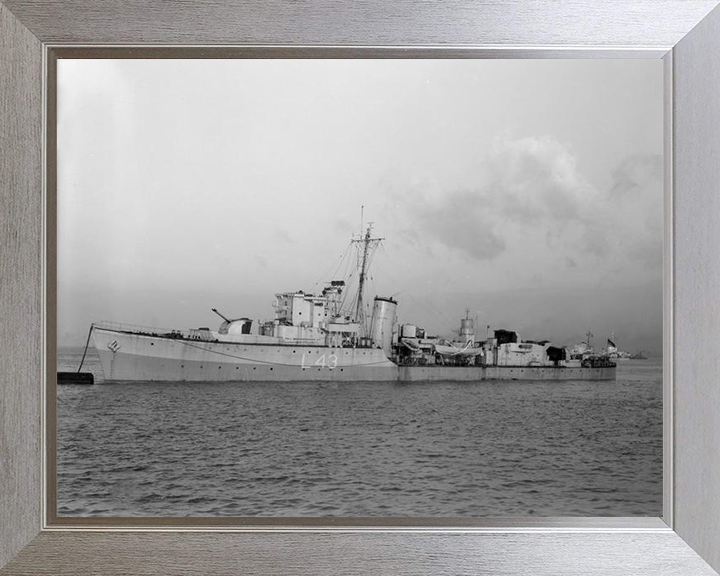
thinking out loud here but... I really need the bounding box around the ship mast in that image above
[585,329,594,349]
[352,222,383,337]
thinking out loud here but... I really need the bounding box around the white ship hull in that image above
[92,327,616,382]
[92,327,398,382]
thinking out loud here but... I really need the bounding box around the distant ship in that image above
[89,225,616,382]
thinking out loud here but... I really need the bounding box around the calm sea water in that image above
[57,348,662,517]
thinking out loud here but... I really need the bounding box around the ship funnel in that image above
[460,315,475,344]
[370,296,397,357]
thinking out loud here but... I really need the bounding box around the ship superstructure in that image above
[90,225,616,382]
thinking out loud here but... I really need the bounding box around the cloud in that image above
[489,136,590,224]
[409,190,506,261]
[398,136,663,275]
[274,228,293,244]
[399,136,595,261]
[607,155,664,267]
[610,155,663,199]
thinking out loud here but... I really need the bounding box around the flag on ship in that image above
[607,338,618,354]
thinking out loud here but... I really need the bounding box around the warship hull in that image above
[92,327,616,382]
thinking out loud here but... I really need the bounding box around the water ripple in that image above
[57,349,662,517]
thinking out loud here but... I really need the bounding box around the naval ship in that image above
[90,225,616,382]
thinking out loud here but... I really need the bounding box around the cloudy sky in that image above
[58,59,663,353]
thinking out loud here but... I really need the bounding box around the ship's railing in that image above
[93,320,216,341]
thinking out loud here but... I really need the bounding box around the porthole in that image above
[270,367,274,371]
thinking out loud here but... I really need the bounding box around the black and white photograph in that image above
[56,58,664,518]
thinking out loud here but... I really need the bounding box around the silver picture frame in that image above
[2,1,720,574]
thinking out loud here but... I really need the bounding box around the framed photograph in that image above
[2,2,720,575]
